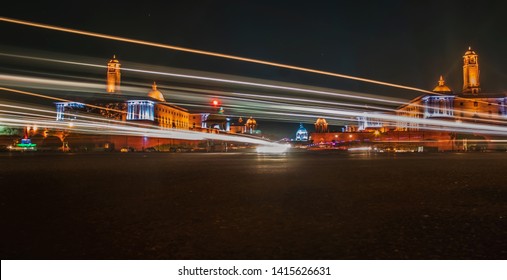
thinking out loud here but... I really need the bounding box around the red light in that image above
[212,100,219,106]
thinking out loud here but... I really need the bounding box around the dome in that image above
[432,75,452,93]
[147,82,165,102]
[296,124,307,133]
[295,123,308,141]
[109,54,119,63]
[315,118,328,133]
[464,46,476,56]
[315,118,327,125]
[246,117,257,126]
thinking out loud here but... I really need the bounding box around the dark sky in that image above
[1,0,507,138]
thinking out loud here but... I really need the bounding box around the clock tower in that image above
[462,47,480,94]
[107,55,121,93]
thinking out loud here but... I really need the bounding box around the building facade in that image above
[310,48,506,151]
[56,56,190,130]
[395,47,505,131]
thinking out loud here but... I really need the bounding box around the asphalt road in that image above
[1,151,506,259]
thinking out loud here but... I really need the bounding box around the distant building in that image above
[204,112,230,132]
[295,123,309,141]
[245,117,257,134]
[357,113,388,132]
[228,116,245,133]
[314,118,328,133]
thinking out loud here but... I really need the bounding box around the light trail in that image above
[0,16,436,95]
[2,52,506,137]
[0,105,286,146]
[4,53,502,123]
[0,86,128,115]
[1,79,367,127]
[121,66,408,105]
[176,88,394,112]
[0,53,408,105]
[1,25,504,131]
[2,96,507,144]
[5,52,503,127]
[0,56,505,124]
[3,72,506,131]
[3,52,501,113]
[216,98,507,135]
[3,77,507,135]
[0,90,289,147]
[0,73,106,93]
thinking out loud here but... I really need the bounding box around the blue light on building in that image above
[55,102,85,121]
[295,123,308,141]
[126,100,155,121]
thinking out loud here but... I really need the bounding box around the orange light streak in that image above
[0,16,434,95]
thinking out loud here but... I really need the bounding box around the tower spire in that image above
[462,47,480,94]
[106,55,121,93]
[432,75,452,93]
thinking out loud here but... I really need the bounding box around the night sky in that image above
[1,0,506,138]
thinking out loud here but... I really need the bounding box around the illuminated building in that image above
[189,113,210,130]
[228,117,245,133]
[189,108,237,133]
[130,75,189,130]
[56,57,190,129]
[106,55,121,93]
[295,123,308,141]
[311,47,506,151]
[245,117,257,134]
[357,113,389,132]
[53,55,261,149]
[395,76,454,131]
[396,47,506,132]
[463,47,480,94]
[314,118,328,133]
[203,113,230,132]
[147,81,165,102]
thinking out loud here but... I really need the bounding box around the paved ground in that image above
[1,151,506,259]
